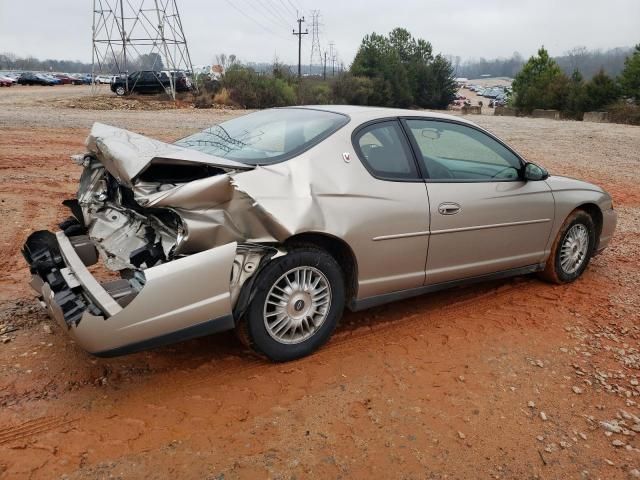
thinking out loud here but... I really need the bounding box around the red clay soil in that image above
[0,118,639,479]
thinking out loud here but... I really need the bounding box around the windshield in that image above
[174,108,349,165]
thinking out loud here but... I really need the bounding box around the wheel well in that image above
[285,233,358,304]
[576,203,603,247]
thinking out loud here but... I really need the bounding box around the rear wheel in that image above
[539,210,596,284]
[239,248,345,362]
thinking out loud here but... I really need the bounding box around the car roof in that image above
[294,105,479,128]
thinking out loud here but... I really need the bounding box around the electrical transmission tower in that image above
[91,0,196,99]
[329,42,337,76]
[308,10,322,76]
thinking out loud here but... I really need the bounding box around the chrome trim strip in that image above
[372,231,431,241]
[430,218,551,236]
[372,218,551,241]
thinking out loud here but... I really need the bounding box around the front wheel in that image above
[115,86,126,96]
[539,210,596,284]
[240,248,345,362]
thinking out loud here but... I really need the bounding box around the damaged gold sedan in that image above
[23,106,617,361]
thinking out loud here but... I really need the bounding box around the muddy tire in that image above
[539,210,596,284]
[240,248,345,362]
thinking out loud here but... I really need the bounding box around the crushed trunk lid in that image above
[85,122,254,187]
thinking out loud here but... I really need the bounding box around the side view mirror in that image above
[523,162,549,181]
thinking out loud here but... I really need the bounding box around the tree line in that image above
[0,52,164,73]
[200,28,457,110]
[511,45,640,123]
[455,46,634,80]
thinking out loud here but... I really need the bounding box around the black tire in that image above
[539,210,596,284]
[115,86,126,96]
[240,248,345,362]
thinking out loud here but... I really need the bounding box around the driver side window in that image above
[141,72,157,82]
[405,119,522,181]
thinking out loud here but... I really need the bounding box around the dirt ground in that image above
[1,85,639,479]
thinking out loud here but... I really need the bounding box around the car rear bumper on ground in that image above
[23,230,237,357]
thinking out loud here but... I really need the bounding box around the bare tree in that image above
[567,46,589,73]
[214,53,239,70]
[215,53,227,68]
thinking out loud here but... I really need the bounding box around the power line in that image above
[286,0,300,16]
[269,0,296,26]
[223,0,289,40]
[278,0,298,17]
[246,0,290,28]
[265,0,294,25]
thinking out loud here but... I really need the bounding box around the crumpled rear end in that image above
[23,230,239,356]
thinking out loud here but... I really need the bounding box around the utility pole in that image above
[323,51,327,80]
[329,42,336,76]
[292,16,308,79]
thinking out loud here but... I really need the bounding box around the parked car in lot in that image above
[78,74,93,85]
[110,70,191,95]
[54,73,84,85]
[17,72,57,86]
[94,75,112,84]
[23,107,617,361]
[0,75,15,86]
[489,94,508,108]
[44,74,62,85]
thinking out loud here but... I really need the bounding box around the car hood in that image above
[85,123,253,187]
[545,175,605,194]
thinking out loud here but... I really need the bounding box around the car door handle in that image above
[438,203,461,215]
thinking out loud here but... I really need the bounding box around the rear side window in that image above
[354,121,419,181]
[141,72,157,81]
[176,108,349,165]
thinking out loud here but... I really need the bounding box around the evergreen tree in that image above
[350,28,455,109]
[512,46,568,112]
[565,69,588,119]
[585,69,620,110]
[619,44,640,103]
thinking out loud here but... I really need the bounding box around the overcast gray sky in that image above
[0,0,638,66]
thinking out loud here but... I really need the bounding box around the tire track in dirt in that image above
[0,415,78,446]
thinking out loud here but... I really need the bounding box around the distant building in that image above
[192,64,225,80]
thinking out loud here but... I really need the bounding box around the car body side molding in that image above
[371,219,551,241]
